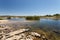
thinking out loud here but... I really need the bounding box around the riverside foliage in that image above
[26,16,40,20]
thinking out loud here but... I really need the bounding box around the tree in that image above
[45,15,52,17]
[53,14,60,16]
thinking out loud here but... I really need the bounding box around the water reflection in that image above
[8,18,60,31]
[37,18,60,31]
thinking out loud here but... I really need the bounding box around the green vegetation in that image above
[45,15,53,17]
[44,14,60,17]
[0,13,60,19]
[7,16,11,19]
[53,14,60,18]
[53,14,60,16]
[0,18,4,20]
[0,18,3,20]
[26,16,40,20]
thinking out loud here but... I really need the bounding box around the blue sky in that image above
[0,0,60,16]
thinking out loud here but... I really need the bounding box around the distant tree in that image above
[53,14,60,16]
[45,15,52,17]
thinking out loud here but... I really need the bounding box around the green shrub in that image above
[26,16,40,20]
[7,16,11,19]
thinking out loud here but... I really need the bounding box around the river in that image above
[8,18,60,31]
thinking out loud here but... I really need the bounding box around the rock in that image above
[0,28,48,40]
[42,35,48,40]
[30,32,41,37]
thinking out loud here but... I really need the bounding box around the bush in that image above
[7,16,11,19]
[53,14,60,16]
[26,16,40,20]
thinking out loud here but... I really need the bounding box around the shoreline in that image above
[0,20,34,24]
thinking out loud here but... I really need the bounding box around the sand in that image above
[0,20,34,24]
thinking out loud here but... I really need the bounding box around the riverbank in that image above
[0,19,60,40]
[0,20,35,24]
[0,20,9,24]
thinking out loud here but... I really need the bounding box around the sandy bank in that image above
[0,20,34,24]
[0,20,9,24]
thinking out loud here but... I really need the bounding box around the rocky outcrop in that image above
[0,28,48,40]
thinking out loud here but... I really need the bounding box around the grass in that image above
[26,16,40,20]
[0,18,4,20]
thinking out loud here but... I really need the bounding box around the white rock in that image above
[31,32,41,37]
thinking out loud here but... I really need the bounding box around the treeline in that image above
[45,14,60,17]
[0,13,60,20]
[0,16,11,20]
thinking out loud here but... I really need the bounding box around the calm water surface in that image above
[10,18,60,31]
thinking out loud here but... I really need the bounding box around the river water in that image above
[8,18,60,31]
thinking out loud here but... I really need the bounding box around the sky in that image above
[0,0,60,16]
